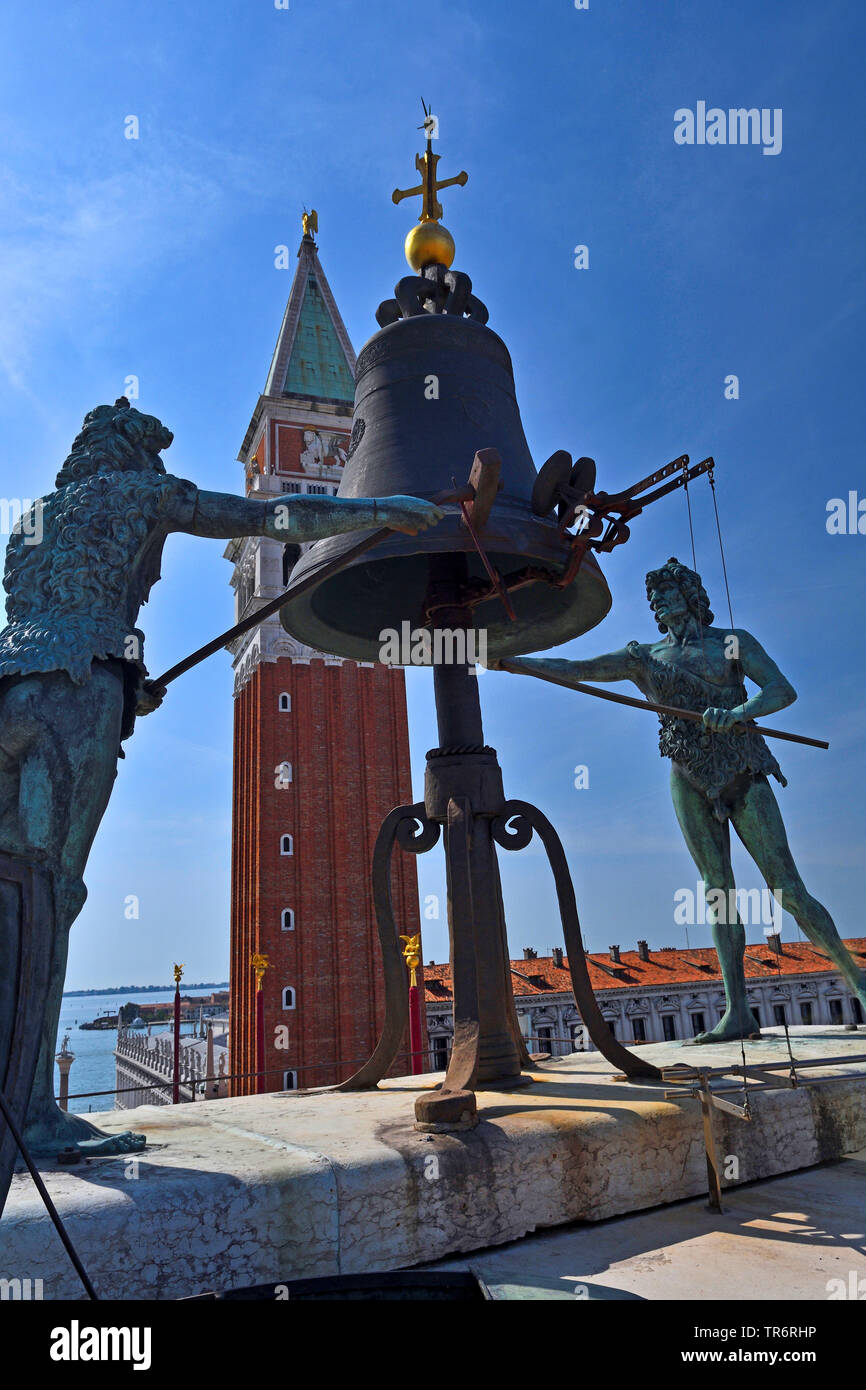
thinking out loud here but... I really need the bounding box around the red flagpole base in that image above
[408,982,423,1076]
[255,990,266,1094]
[172,987,181,1104]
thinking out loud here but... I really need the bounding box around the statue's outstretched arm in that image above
[176,488,443,542]
[703,630,797,731]
[491,649,637,685]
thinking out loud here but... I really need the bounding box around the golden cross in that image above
[392,139,468,223]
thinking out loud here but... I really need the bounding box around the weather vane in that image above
[392,101,468,271]
[417,97,438,141]
[393,99,467,224]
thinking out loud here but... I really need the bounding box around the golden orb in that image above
[404,220,455,271]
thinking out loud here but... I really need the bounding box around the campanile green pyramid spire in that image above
[263,217,356,406]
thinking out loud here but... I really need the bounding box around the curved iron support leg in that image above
[436,797,481,1096]
[491,857,533,1069]
[337,803,439,1091]
[492,800,660,1080]
[414,797,480,1130]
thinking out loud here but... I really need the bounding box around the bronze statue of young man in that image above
[495,557,866,1043]
[0,399,443,1153]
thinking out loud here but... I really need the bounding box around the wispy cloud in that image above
[0,134,252,395]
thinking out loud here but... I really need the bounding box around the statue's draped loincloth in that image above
[625,641,786,821]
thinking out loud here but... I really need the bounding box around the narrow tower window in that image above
[283,1070,298,1090]
[281,908,295,932]
[280,834,294,856]
[278,692,291,712]
[282,986,296,1010]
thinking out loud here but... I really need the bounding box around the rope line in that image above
[710,473,805,930]
[682,467,755,1100]
[705,467,798,1079]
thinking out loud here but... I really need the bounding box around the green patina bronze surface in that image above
[0,398,441,1154]
[503,557,866,1044]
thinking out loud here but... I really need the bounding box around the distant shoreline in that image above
[62,983,229,998]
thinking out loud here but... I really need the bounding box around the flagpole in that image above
[251,954,270,1095]
[401,934,424,1075]
[172,963,184,1104]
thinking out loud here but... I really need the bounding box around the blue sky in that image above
[0,0,863,990]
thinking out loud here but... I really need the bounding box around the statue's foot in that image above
[24,1104,145,1159]
[74,1130,146,1157]
[692,1008,761,1045]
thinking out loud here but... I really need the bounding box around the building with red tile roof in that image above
[422,937,866,1067]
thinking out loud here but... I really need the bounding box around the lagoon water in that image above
[57,987,227,1114]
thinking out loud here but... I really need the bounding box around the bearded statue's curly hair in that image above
[645,556,714,632]
[55,398,173,487]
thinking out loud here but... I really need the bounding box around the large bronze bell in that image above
[279,308,610,660]
[273,130,663,1133]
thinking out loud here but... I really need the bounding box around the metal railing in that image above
[58,1049,423,1106]
[59,1034,608,1108]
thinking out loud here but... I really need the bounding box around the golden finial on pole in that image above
[392,100,467,270]
[251,952,270,990]
[173,962,184,986]
[400,933,421,988]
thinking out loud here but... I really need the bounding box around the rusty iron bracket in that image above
[662,1064,752,1212]
[659,1053,866,1212]
[451,451,516,623]
[579,455,714,545]
[529,452,715,593]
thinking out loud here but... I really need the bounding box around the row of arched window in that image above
[277,731,296,1047]
[280,826,294,935]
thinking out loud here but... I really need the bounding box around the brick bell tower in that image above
[227,216,424,1095]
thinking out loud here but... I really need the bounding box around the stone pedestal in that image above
[3,1028,865,1299]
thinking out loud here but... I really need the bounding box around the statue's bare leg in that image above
[0,662,130,1149]
[731,776,866,1017]
[669,766,759,1042]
